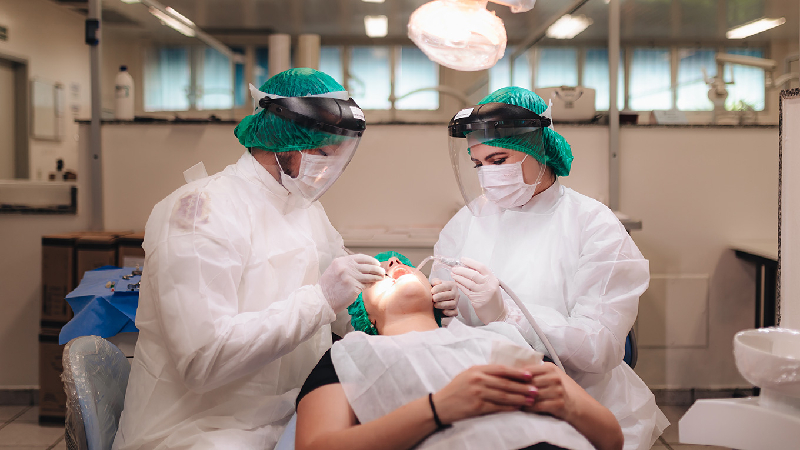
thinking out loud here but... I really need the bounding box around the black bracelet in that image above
[428,393,451,430]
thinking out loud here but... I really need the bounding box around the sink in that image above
[734,328,800,413]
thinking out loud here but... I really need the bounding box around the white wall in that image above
[0,0,97,388]
[0,0,93,181]
[622,127,778,389]
[96,122,777,390]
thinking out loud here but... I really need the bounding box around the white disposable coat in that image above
[113,151,348,450]
[433,180,669,450]
[331,321,596,450]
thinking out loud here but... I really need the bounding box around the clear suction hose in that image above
[418,256,564,371]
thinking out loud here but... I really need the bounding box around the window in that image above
[144,45,237,112]
[343,46,439,110]
[254,47,269,89]
[676,49,716,111]
[232,47,246,108]
[583,48,624,111]
[629,48,672,110]
[489,48,532,93]
[320,47,344,86]
[395,47,439,110]
[144,47,191,112]
[725,48,765,111]
[197,47,233,110]
[535,48,578,88]
[484,44,766,114]
[349,47,392,110]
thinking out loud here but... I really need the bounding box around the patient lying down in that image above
[295,252,624,450]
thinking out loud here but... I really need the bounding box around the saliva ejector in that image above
[417,256,564,371]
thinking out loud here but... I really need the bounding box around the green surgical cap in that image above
[347,251,445,335]
[234,68,350,152]
[478,87,573,177]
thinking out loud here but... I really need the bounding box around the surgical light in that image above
[408,0,506,71]
[408,0,536,72]
[149,6,195,37]
[546,14,593,39]
[364,15,388,38]
[727,17,786,39]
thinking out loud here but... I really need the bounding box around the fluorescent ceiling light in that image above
[364,15,388,38]
[149,6,195,37]
[726,17,786,39]
[120,0,141,3]
[166,6,195,27]
[546,14,593,39]
[362,0,385,3]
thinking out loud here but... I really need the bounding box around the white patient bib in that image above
[331,321,595,450]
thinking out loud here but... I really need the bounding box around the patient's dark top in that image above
[297,350,570,450]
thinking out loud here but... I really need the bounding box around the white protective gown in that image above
[113,151,348,450]
[433,180,669,450]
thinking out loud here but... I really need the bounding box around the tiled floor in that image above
[0,403,728,449]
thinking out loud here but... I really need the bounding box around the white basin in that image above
[734,328,800,413]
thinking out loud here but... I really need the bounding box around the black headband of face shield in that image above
[258,96,366,138]
[448,102,551,138]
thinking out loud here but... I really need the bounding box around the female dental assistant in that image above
[431,87,668,450]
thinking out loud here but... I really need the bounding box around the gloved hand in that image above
[431,279,459,317]
[450,257,506,324]
[320,254,385,313]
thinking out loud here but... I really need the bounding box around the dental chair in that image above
[62,335,131,450]
[624,327,638,369]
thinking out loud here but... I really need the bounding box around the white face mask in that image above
[477,155,546,209]
[280,152,337,205]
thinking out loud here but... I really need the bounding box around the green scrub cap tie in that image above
[234,68,350,152]
[478,87,574,177]
[347,251,445,335]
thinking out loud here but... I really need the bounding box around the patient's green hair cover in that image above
[347,251,445,335]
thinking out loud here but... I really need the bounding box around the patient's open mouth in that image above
[389,266,412,280]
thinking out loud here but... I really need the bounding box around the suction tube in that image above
[417,256,564,371]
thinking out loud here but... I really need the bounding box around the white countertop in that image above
[731,239,779,261]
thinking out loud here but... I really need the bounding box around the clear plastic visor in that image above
[448,127,545,217]
[280,135,361,208]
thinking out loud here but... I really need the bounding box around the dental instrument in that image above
[417,255,564,371]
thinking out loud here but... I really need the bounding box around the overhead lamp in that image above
[408,0,536,72]
[362,0,385,3]
[149,6,195,37]
[726,17,786,39]
[120,0,141,3]
[165,6,195,27]
[546,14,593,39]
[364,15,388,38]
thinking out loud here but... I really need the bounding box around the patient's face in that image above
[362,257,433,321]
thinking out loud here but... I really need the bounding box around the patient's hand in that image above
[522,362,624,450]
[433,365,536,425]
[522,362,585,423]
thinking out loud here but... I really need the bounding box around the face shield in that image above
[253,86,366,208]
[448,102,551,216]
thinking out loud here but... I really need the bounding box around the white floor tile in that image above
[0,422,64,446]
[0,447,49,449]
[15,406,40,423]
[0,406,26,422]
[664,445,730,450]
[658,404,689,444]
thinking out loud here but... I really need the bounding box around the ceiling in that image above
[55,0,799,45]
